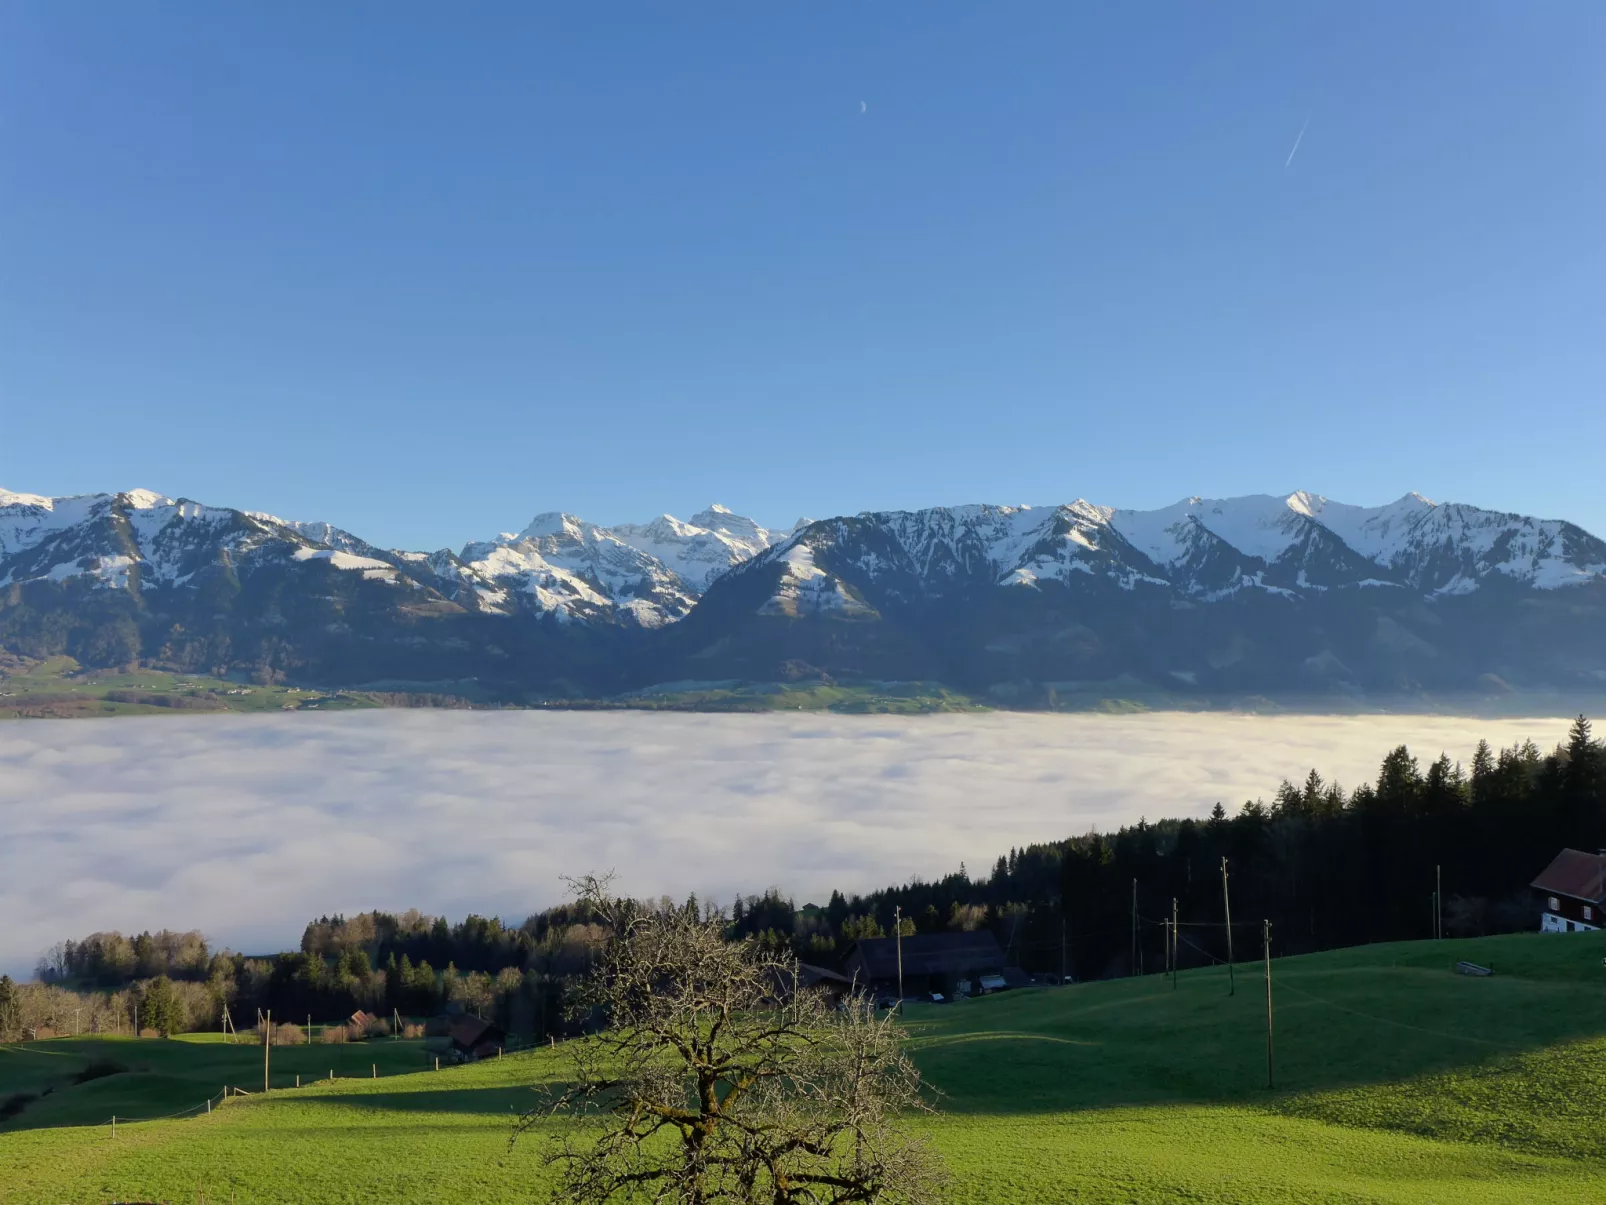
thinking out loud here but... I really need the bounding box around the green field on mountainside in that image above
[0,656,985,718]
[2,931,1603,1203]
[0,656,379,719]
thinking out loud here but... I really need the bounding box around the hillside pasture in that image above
[0,932,1602,1202]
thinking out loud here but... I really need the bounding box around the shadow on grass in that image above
[305,1085,542,1117]
[905,949,1606,1117]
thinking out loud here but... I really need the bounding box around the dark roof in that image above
[447,1015,503,1049]
[1531,848,1606,904]
[796,962,853,986]
[847,931,1004,980]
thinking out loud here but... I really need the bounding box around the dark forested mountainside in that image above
[22,718,1602,1042]
[6,489,1606,707]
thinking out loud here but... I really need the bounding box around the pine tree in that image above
[1470,739,1494,803]
[1375,746,1422,807]
[1566,715,1597,792]
[140,975,182,1037]
[1303,769,1325,811]
[1567,714,1593,757]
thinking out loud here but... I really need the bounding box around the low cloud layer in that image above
[0,710,1574,976]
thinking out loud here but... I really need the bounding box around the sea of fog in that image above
[0,709,1576,975]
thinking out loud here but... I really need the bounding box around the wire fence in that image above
[103,1087,230,1135]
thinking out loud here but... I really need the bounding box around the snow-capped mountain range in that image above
[4,485,1605,702]
[743,491,1606,618]
[0,488,797,628]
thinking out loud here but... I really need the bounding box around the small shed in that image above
[1531,848,1606,933]
[844,931,1006,998]
[447,1014,507,1061]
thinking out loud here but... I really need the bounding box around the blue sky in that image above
[4,3,1603,549]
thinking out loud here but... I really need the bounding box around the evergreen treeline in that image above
[25,719,1602,1038]
[792,716,1605,980]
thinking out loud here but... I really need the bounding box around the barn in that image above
[843,931,1006,999]
[1531,848,1606,933]
[447,1014,507,1061]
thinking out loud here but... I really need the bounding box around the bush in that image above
[319,1025,349,1044]
[400,1022,425,1039]
[270,1022,304,1046]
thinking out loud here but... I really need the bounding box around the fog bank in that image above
[0,710,1573,976]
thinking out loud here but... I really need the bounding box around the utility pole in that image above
[1262,921,1274,1090]
[894,905,904,1005]
[263,1011,272,1094]
[1172,898,1179,990]
[1436,865,1442,940]
[1222,857,1235,996]
[1060,915,1067,985]
[1131,879,1138,977]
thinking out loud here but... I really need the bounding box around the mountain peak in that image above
[517,512,588,541]
[0,488,53,509]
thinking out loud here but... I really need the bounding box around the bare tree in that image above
[517,875,945,1205]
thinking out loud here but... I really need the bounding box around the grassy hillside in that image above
[1,931,1602,1202]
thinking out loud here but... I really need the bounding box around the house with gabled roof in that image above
[1531,848,1606,933]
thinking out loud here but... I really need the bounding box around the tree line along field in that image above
[1,931,1602,1203]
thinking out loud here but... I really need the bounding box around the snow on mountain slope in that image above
[609,504,782,592]
[0,489,279,590]
[757,543,876,617]
[1110,495,1312,566]
[6,487,1604,632]
[249,515,374,555]
[1286,492,1436,561]
[733,491,1606,619]
[456,505,785,625]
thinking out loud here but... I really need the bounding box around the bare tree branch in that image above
[515,875,946,1204]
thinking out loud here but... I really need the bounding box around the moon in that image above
[859,100,867,115]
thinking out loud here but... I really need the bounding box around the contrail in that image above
[1284,114,1310,168]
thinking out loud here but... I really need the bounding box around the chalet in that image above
[447,1014,508,1061]
[843,931,1006,999]
[1531,848,1606,933]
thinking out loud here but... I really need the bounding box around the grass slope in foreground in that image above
[0,932,1602,1203]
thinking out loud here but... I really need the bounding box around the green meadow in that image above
[2,931,1602,1203]
[0,656,376,719]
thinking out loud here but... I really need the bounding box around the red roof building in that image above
[1531,848,1606,933]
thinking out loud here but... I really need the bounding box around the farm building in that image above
[844,930,1007,998]
[446,1014,507,1061]
[762,962,854,1008]
[796,962,854,1005]
[1531,848,1606,933]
